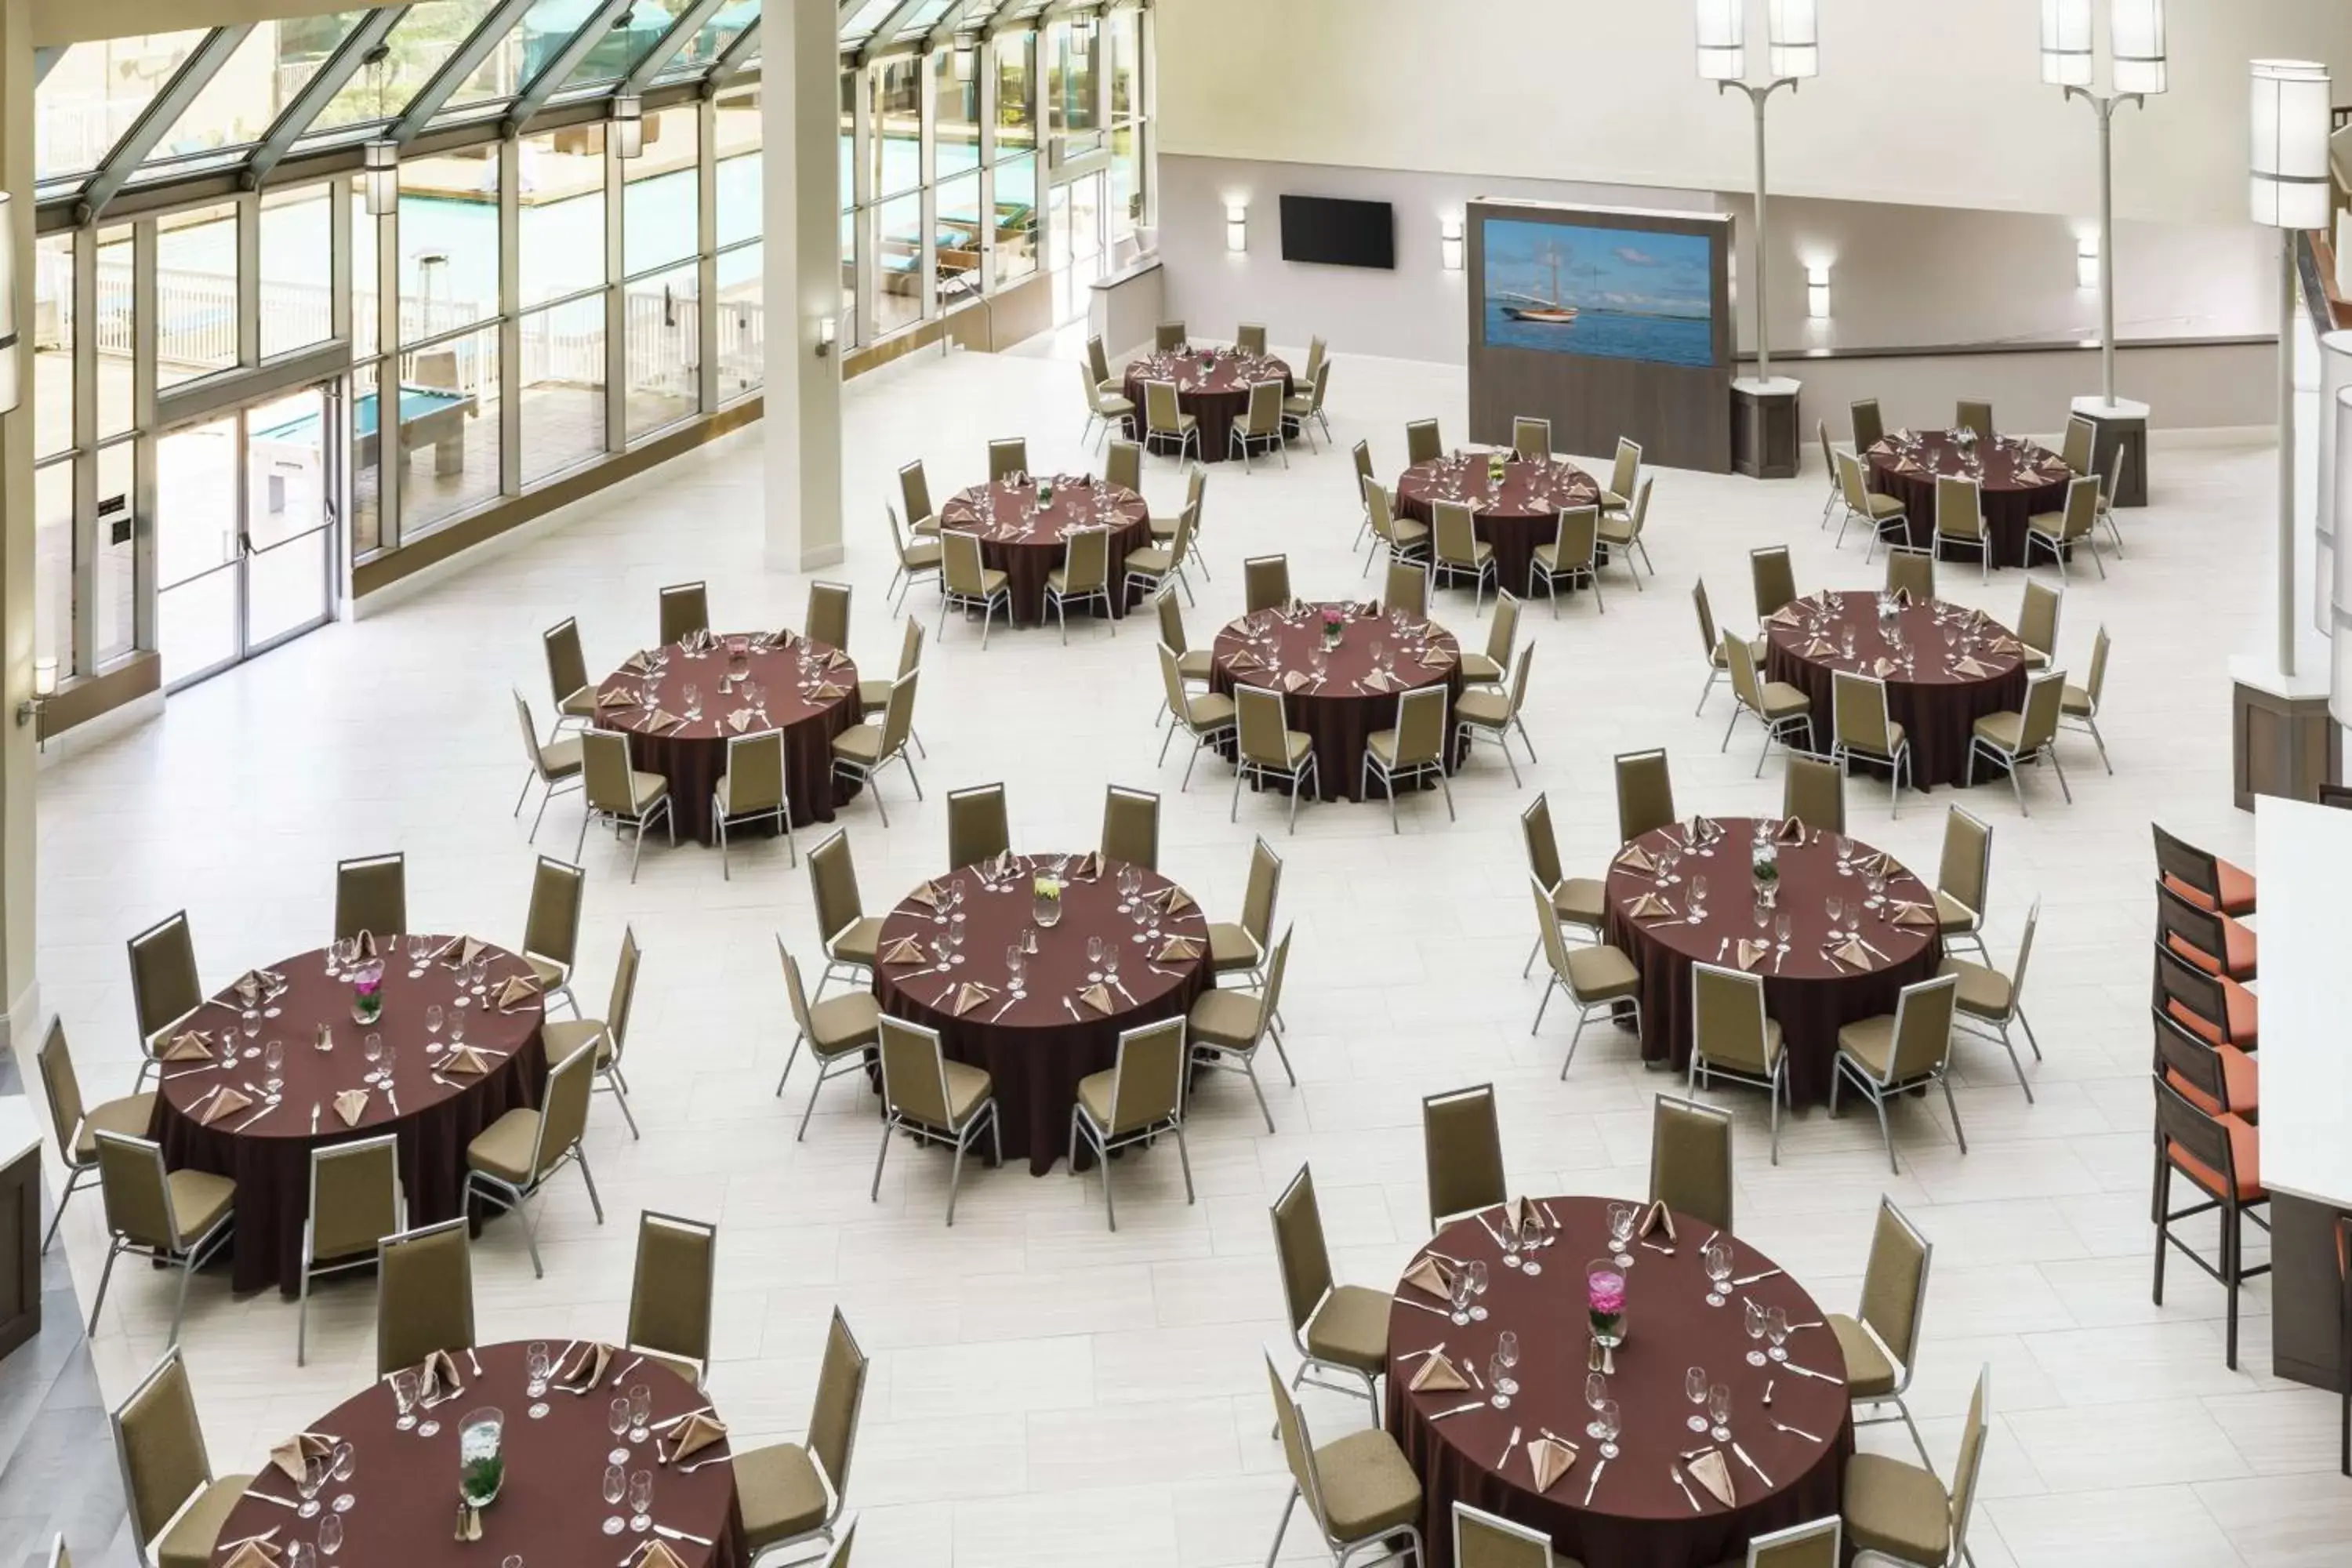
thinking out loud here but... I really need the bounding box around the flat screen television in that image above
[1279,195,1396,270]
[1479,217,1716,368]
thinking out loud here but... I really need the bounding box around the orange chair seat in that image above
[2168,1113,2263,1203]
[2164,859,2256,919]
[2165,1044,2258,1118]
[2165,980,2259,1051]
[2165,919,2257,983]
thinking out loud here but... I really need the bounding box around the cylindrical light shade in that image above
[361,139,397,217]
[1766,0,1819,81]
[1695,0,1744,82]
[1225,203,1247,253]
[31,658,56,699]
[2039,0,2092,88]
[1439,216,1464,271]
[1806,264,1831,318]
[2250,60,2333,230]
[2076,237,2100,289]
[2108,0,2166,96]
[0,191,16,417]
[613,93,644,160]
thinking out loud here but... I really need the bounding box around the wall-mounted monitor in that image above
[1279,195,1396,270]
[1481,218,1717,368]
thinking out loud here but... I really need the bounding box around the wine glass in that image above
[1519,1209,1545,1276]
[1584,1371,1609,1439]
[362,1032,385,1086]
[1465,1259,1489,1323]
[1006,946,1027,998]
[1775,912,1793,952]
[1498,1218,1523,1271]
[393,1368,421,1431]
[628,1384,652,1443]
[1708,1383,1733,1443]
[1496,1330,1521,1397]
[1835,834,1853,875]
[297,1451,328,1518]
[1825,895,1845,934]
[1596,1399,1622,1461]
[1689,874,1709,924]
[682,683,702,720]
[470,956,490,996]
[1488,1352,1512,1410]
[948,921,966,965]
[449,1010,468,1049]
[330,1442,355,1512]
[1606,1203,1636,1269]
[526,1342,551,1420]
[1766,1306,1791,1362]
[1447,1267,1474,1327]
[407,933,428,977]
[1102,943,1121,989]
[241,1011,262,1056]
[1704,1241,1733,1306]
[1744,1298,1769,1366]
[608,1399,632,1466]
[602,1464,628,1535]
[317,1514,343,1559]
[1686,1366,1711,1433]
[263,1039,284,1096]
[628,1470,654,1534]
[424,1004,444,1041]
[1086,935,1105,984]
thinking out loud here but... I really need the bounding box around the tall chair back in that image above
[1832,671,1900,758]
[878,1018,956,1129]
[112,1349,212,1561]
[629,1210,717,1372]
[376,1217,474,1374]
[1887,975,1962,1083]
[1850,398,1885,452]
[1102,786,1160,869]
[1086,334,1112,387]
[580,730,640,817]
[1649,1094,1733,1233]
[34,1018,89,1170]
[2016,669,2067,754]
[1156,321,1187,351]
[1512,416,1552,459]
[808,830,866,949]
[309,1134,402,1267]
[1363,476,1401,550]
[95,1134,180,1253]
[1385,559,1428,619]
[1423,1083,1506,1230]
[1155,587,1190,659]
[128,912,202,1046]
[808,1308,870,1502]
[946,783,1011,870]
[659,581,710,645]
[898,459,935,529]
[534,1041,599,1183]
[1405,419,1443,466]
[1483,592,1521,670]
[1388,685,1449,770]
[1241,378,1283,438]
[808,580,853,652]
[1607,437,1641,500]
[1105,438,1142,493]
[1744,1519,1842,1568]
[1352,438,1374,498]
[1455,1503,1555,1568]
[1693,579,1721,662]
[1955,399,1994,438]
[2061,414,2096,474]
[1244,554,1292,613]
[1939,808,1992,922]
[1859,1197,1933,1376]
[334,853,407,942]
[524,855,586,974]
[1270,1164,1338,1339]
[1936,475,1984,543]
[1948,1367,1994,1557]
[988,437,1029,481]
[1240,837,1283,952]
[1234,686,1295,771]
[1783,753,1845,835]
[1613,748,1675,844]
[2018,579,2062,657]
[1520,793,1563,890]
[723,731,788,818]
[1060,524,1111,594]
[1885,546,1936,602]
[1104,1018,1188,1134]
[544,617,590,705]
[1750,546,1796,619]
[1236,322,1268,355]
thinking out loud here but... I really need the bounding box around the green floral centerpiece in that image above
[1032,876,1064,929]
[1751,842,1780,906]
[458,1407,505,1508]
[350,960,384,1026]
[1039,476,1054,505]
[1488,451,1509,485]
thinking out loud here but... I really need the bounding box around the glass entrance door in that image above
[157,384,339,690]
[1047,170,1107,325]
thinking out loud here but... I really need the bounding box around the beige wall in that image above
[3,0,39,1029]
[31,0,392,47]
[1156,0,2352,228]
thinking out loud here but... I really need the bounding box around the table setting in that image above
[209,1340,750,1568]
[1394,449,1603,595]
[1120,347,1294,462]
[872,852,1210,1174]
[1864,427,2073,568]
[148,937,548,1295]
[1386,1196,1850,1568]
[1602,816,1942,1105]
[937,474,1152,625]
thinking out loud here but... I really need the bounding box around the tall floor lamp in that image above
[1697,0,1817,479]
[2251,59,2332,678]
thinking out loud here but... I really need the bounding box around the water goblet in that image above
[425,1004,443,1040]
[1708,1383,1733,1443]
[1496,1330,1521,1397]
[1766,1305,1791,1362]
[602,1464,628,1534]
[948,922,966,964]
[682,683,702,720]
[393,1368,421,1430]
[1465,1259,1490,1322]
[1834,834,1853,874]
[470,956,490,996]
[1447,1267,1474,1327]
[608,1399,632,1465]
[330,1441,355,1512]
[318,1514,343,1558]
[1704,1240,1733,1306]
[1519,1211,1545,1276]
[1825,895,1844,933]
[1584,1371,1609,1439]
[407,934,428,978]
[1488,1352,1512,1409]
[526,1342,551,1419]
[297,1452,328,1518]
[1499,1219,1523,1271]
[1597,1399,1622,1460]
[1102,943,1121,988]
[1744,1298,1769,1366]
[1689,874,1709,924]
[1006,946,1027,996]
[242,1011,263,1055]
[362,1032,384,1085]
[1775,912,1793,951]
[263,1040,284,1096]
[628,1470,653,1534]
[1686,1366,1711,1432]
[1086,936,1105,983]
[1752,900,1770,933]
[1606,1203,1636,1268]
[628,1384,652,1443]
[450,1011,468,1049]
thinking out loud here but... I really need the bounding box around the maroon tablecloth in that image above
[595,632,865,843]
[1206,602,1466,803]
[210,1341,749,1568]
[1865,430,2071,569]
[873,854,1211,1174]
[148,941,546,1297]
[938,477,1152,626]
[1121,350,1293,463]
[1396,453,1602,597]
[1602,818,1942,1107]
[1388,1196,1852,1568]
[1762,591,2029,790]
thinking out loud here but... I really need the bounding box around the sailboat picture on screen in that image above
[1483,218,1717,368]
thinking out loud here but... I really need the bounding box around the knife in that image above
[1428,1401,1486,1421]
[1731,1269,1784,1286]
[654,1526,715,1546]
[1732,1441,1773,1488]
[1583,1457,1607,1504]
[1499,1425,1521,1469]
[1780,1361,1839,1384]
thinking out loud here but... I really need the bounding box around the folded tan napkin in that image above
[1891,587,1913,608]
[648,708,686,731]
[200,1087,253,1127]
[598,687,637,710]
[620,652,652,675]
[1832,938,1874,970]
[1639,1199,1676,1241]
[635,1542,689,1568]
[270,1430,335,1483]
[1079,983,1115,1014]
[951,982,996,1017]
[664,1410,728,1463]
[1871,657,1899,677]
[1774,816,1806,845]
[813,683,851,700]
[1362,669,1399,693]
[1736,938,1769,971]
[441,1045,493,1076]
[1615,844,1655,873]
[353,931,379,961]
[1420,650,1455,670]
[1070,852,1102,881]
[416,1348,463,1403]
[1801,637,1836,658]
[1624,892,1675,920]
[221,1542,283,1568]
[442,937,485,971]
[1402,1255,1454,1298]
[1891,900,1937,928]
[728,708,754,734]
[1894,456,1923,474]
[908,880,942,909]
[1853,850,1894,877]
[1280,670,1311,693]
[1951,655,1994,679]
[496,974,542,1011]
[1154,886,1196,915]
[333,1089,369,1128]
[232,970,269,1006]
[1156,936,1203,962]
[1987,636,2024,655]
[1408,1351,1470,1393]
[879,935,927,964]
[1528,1435,1579,1492]
[560,1341,612,1388]
[160,1029,212,1062]
[1766,608,1802,628]
[1688,1449,1736,1508]
[1226,652,1265,672]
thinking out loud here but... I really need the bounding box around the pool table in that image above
[252,385,477,478]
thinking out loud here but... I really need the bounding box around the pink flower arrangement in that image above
[1320,606,1347,630]
[1588,1272,1625,1318]
[350,960,384,1024]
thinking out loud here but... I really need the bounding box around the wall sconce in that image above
[19,656,55,743]
[1225,202,1247,253]
[0,191,17,416]
[2075,234,2100,289]
[815,314,837,358]
[1806,263,1831,318]
[1439,216,1464,271]
[362,138,398,217]
[613,93,644,160]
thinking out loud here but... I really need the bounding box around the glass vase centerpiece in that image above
[350,960,385,1026]
[1751,840,1780,907]
[1032,875,1064,929]
[453,1406,504,1539]
[1488,450,1509,486]
[1038,475,1054,506]
[1319,604,1347,652]
[1587,1261,1628,1374]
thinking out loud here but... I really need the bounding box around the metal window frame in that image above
[505,0,648,139]
[246,8,412,188]
[704,19,764,90]
[82,27,257,224]
[624,0,743,94]
[390,0,543,147]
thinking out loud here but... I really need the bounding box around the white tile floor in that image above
[25,335,2340,1566]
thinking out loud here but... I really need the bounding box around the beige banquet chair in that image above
[1689,964,1788,1162]
[1154,586,1213,701]
[1461,590,1520,689]
[829,670,923,824]
[1939,896,2042,1102]
[987,436,1029,483]
[2061,624,2114,773]
[2026,474,2103,579]
[1835,449,1910,558]
[713,728,793,878]
[1841,1365,1991,1568]
[1104,435,1142,495]
[541,925,644,1138]
[1080,360,1134,449]
[1236,321,1269,355]
[1850,397,1886,453]
[1884,545,1936,603]
[873,1017,1000,1225]
[1520,792,1606,977]
[1432,499,1497,613]
[1363,684,1454,831]
[1262,1348,1426,1568]
[946,781,1011,870]
[1530,880,1642,1078]
[34,1017,155,1254]
[1513,416,1553,459]
[1148,460,1206,551]
[1243,553,1293,615]
[1831,670,1912,815]
[1613,747,1676,844]
[1751,543,1798,620]
[543,615,597,732]
[1123,499,1196,608]
[1210,836,1284,996]
[1828,1196,1936,1466]
[1599,436,1642,518]
[1722,633,1815,777]
[858,616,927,757]
[1350,440,1378,551]
[1068,1017,1194,1229]
[1933,475,1988,583]
[1188,926,1296,1132]
[777,938,881,1137]
[937,531,1011,648]
[807,579,853,653]
[659,580,710,645]
[1229,378,1289,470]
[462,1037,605,1275]
[1955,398,1994,438]
[1934,807,1994,963]
[1231,686,1319,833]
[520,851,586,1016]
[1783,750,1846,836]
[1384,557,1430,620]
[577,729,673,883]
[1271,1163,1390,1419]
[1044,524,1116,642]
[1832,972,1964,1175]
[898,458,938,536]
[1692,579,1763,716]
[296,1134,404,1364]
[1741,1517,1842,1568]
[1156,321,1188,351]
[2095,440,2129,557]
[512,688,585,843]
[88,1131,234,1345]
[733,1309,867,1565]
[2060,412,2096,475]
[1595,474,1654,587]
[1405,417,1444,466]
[1650,1093,1733,1233]
[626,1210,717,1388]
[1101,783,1160,869]
[1531,505,1602,616]
[1422,1082,1507,1231]
[808,828,884,998]
[111,1348,252,1568]
[1456,1503,1568,1568]
[1086,332,1120,397]
[1142,379,1200,463]
[127,910,204,1090]
[1156,641,1238,789]
[1965,669,2072,815]
[2016,578,2061,669]
[1362,475,1431,576]
[1818,419,1850,529]
[1455,645,1537,786]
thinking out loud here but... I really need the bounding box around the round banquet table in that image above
[1602,818,1942,1108]
[1864,430,2073,569]
[1762,590,2029,789]
[1120,349,1294,463]
[210,1340,750,1568]
[938,477,1152,626]
[594,632,865,844]
[1395,452,1602,598]
[1386,1197,1852,1568]
[147,942,546,1297]
[872,853,1212,1174]
[1206,602,1467,804]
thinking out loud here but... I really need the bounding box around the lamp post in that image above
[1700,0,1815,478]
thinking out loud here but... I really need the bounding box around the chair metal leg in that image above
[1264,1486,1300,1568]
[40,1167,86,1254]
[1243,1054,1276,1132]
[946,1135,968,1227]
[870,1117,894,1201]
[88,1240,122,1333]
[1872,1089,1898,1175]
[1940,1073,1968,1155]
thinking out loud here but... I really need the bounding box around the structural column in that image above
[0,0,38,1034]
[762,0,844,572]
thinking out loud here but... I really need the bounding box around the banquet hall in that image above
[3,3,2352,1566]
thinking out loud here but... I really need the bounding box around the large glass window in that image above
[519,296,605,483]
[521,124,606,305]
[1109,6,1139,120]
[350,180,381,359]
[397,327,500,535]
[34,462,74,681]
[33,235,74,463]
[155,201,238,388]
[399,151,501,342]
[995,31,1036,154]
[623,108,700,277]
[938,173,982,299]
[996,154,1039,285]
[35,31,211,184]
[624,265,699,440]
[875,194,922,336]
[1109,123,1141,246]
[670,0,760,78]
[872,58,922,200]
[714,83,763,251]
[261,184,335,358]
[715,243,762,400]
[95,225,135,441]
[309,0,507,137]
[1047,15,1098,136]
[151,16,362,172]
[95,440,137,666]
